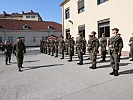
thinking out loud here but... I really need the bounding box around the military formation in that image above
[40,28,133,76]
[0,28,133,75]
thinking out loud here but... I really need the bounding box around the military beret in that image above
[112,28,119,32]
[91,31,96,35]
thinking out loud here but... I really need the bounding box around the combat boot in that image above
[110,69,115,75]
[130,58,133,61]
[18,67,22,72]
[77,62,83,65]
[5,62,8,65]
[114,70,119,76]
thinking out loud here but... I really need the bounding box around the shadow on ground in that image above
[11,60,40,64]
[119,68,133,75]
[22,64,64,71]
[97,63,131,69]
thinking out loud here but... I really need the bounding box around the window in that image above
[33,37,36,42]
[0,37,2,43]
[65,8,70,19]
[78,25,85,37]
[98,0,108,5]
[78,0,85,13]
[23,24,29,29]
[26,16,30,18]
[31,16,35,18]
[8,37,13,43]
[66,29,70,39]
[19,37,25,42]
[98,19,110,38]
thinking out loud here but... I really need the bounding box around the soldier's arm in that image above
[23,43,26,53]
[118,38,123,53]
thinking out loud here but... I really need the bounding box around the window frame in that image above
[97,0,109,5]
[65,7,70,19]
[78,0,85,14]
[98,19,110,38]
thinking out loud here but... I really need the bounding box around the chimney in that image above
[22,11,24,14]
[31,10,33,12]
[3,11,7,16]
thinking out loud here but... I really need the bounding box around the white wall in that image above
[0,30,61,46]
[62,0,133,51]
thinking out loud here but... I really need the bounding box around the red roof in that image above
[0,19,62,32]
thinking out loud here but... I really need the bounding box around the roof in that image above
[60,0,70,6]
[0,19,62,32]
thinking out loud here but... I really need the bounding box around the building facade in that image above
[0,19,62,46]
[60,0,133,51]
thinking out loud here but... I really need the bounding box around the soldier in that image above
[51,39,55,56]
[44,39,47,54]
[129,33,133,61]
[65,38,69,55]
[87,35,93,60]
[2,41,13,65]
[99,33,107,62]
[108,28,123,76]
[77,34,84,65]
[83,37,87,55]
[13,38,26,72]
[68,35,75,62]
[75,37,78,54]
[54,38,59,57]
[89,31,99,69]
[40,39,43,53]
[71,37,75,56]
[47,39,51,55]
[60,36,65,59]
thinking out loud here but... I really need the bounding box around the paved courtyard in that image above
[0,47,133,100]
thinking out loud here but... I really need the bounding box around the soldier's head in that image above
[91,31,96,37]
[102,33,106,37]
[112,28,119,35]
[16,38,20,42]
[88,35,92,39]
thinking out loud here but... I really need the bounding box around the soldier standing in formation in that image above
[108,28,123,76]
[68,35,75,62]
[77,34,84,65]
[54,38,59,57]
[47,39,51,55]
[2,41,13,65]
[83,37,87,55]
[129,33,133,61]
[65,38,69,55]
[13,38,26,72]
[89,31,99,69]
[99,33,107,62]
[60,36,65,59]
[87,35,93,60]
[51,39,55,56]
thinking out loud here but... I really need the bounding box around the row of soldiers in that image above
[40,28,128,76]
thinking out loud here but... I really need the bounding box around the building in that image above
[0,10,43,21]
[60,0,133,52]
[0,19,62,46]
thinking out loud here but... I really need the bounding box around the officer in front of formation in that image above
[2,41,13,65]
[13,38,26,72]
[68,35,75,62]
[99,33,107,62]
[60,36,65,59]
[108,28,123,76]
[77,34,84,65]
[129,33,133,61]
[89,31,99,69]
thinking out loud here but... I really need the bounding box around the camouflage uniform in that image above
[60,38,65,59]
[3,42,13,65]
[13,40,26,72]
[129,36,133,61]
[54,39,59,57]
[100,35,107,62]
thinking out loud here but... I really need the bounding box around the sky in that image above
[0,0,64,23]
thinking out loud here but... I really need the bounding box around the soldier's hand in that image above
[109,45,113,48]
